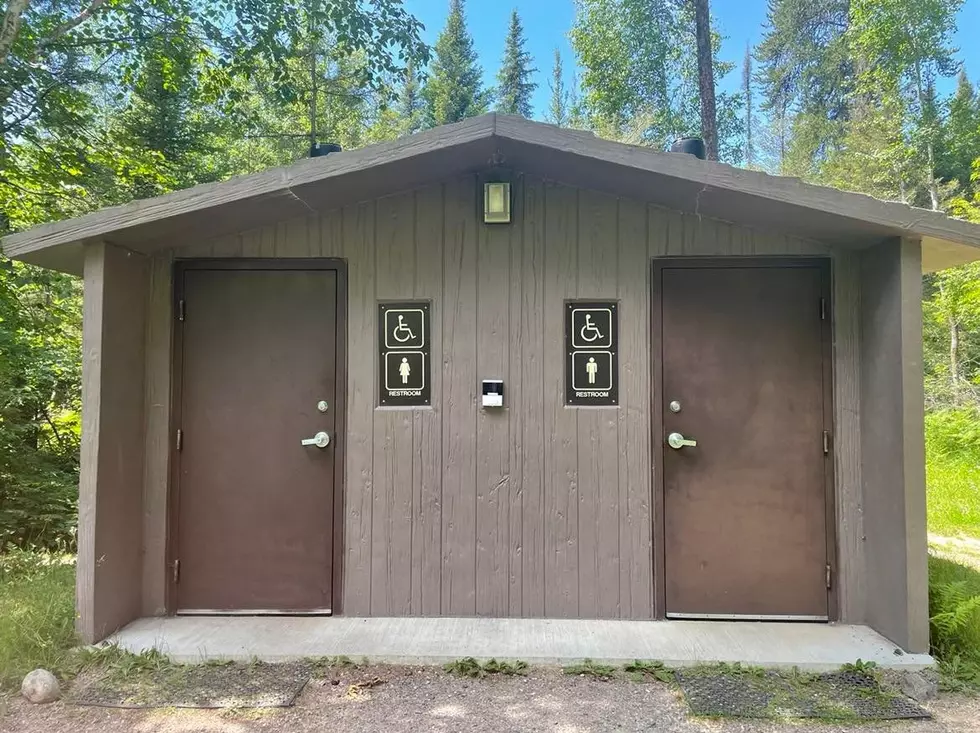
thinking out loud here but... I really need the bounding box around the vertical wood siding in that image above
[141,174,862,620]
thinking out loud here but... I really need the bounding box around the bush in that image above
[929,553,980,690]
[0,460,77,553]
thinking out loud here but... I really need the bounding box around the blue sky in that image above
[406,0,980,119]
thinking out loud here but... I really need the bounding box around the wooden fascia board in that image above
[494,115,980,257]
[2,115,497,259]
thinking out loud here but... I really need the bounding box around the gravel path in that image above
[1,665,977,733]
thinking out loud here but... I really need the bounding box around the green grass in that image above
[924,409,980,690]
[0,551,77,691]
[926,408,980,539]
[927,454,980,538]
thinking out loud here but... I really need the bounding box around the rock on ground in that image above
[898,670,940,702]
[20,670,60,704]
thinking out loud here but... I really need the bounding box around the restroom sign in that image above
[379,302,431,406]
[566,301,618,406]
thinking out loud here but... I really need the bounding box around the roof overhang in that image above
[5,113,980,275]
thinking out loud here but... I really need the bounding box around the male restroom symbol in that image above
[586,356,599,384]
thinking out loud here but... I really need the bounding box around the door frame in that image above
[650,256,838,621]
[166,258,348,615]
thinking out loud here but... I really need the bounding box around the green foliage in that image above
[839,659,878,678]
[495,10,537,118]
[0,258,81,552]
[569,0,743,160]
[0,550,76,690]
[755,0,853,174]
[443,657,528,677]
[622,659,675,682]
[928,553,980,691]
[423,0,489,126]
[939,75,980,191]
[561,658,617,679]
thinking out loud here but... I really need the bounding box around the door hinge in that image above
[820,297,827,320]
[826,563,833,590]
[177,299,185,322]
[822,430,830,455]
[173,559,181,585]
[176,428,183,451]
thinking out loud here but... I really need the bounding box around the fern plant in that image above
[930,581,980,646]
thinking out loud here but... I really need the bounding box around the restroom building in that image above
[6,114,980,654]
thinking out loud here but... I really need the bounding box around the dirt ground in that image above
[2,665,978,733]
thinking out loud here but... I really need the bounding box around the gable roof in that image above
[5,113,980,274]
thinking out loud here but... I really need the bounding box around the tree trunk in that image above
[693,0,718,160]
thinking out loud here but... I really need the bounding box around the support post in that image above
[859,236,929,653]
[77,242,148,643]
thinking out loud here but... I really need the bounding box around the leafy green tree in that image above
[546,48,569,126]
[924,260,980,407]
[0,0,429,222]
[0,258,81,550]
[496,9,537,118]
[570,0,743,160]
[949,159,980,224]
[424,0,489,125]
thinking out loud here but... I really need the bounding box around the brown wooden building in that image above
[6,114,980,654]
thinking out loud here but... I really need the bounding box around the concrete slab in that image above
[107,617,934,672]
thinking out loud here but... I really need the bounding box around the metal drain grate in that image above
[675,669,931,721]
[73,661,312,709]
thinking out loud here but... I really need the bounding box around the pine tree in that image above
[423,0,489,125]
[743,42,754,168]
[496,9,537,117]
[755,0,853,176]
[546,48,569,126]
[399,60,426,134]
[939,70,980,190]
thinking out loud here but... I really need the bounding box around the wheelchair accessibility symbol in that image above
[384,308,425,349]
[579,314,603,343]
[571,308,612,349]
[392,314,416,343]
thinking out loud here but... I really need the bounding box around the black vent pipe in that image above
[669,137,706,160]
[310,141,343,158]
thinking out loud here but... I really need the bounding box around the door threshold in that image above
[667,613,829,622]
[177,609,333,616]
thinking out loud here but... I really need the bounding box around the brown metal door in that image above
[656,262,832,620]
[175,265,341,613]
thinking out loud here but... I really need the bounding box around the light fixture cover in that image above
[484,181,512,223]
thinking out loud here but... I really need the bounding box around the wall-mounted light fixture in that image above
[483,181,512,224]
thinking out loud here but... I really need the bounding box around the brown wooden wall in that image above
[78,242,148,642]
[139,174,866,622]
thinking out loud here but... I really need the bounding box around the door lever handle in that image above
[667,432,697,450]
[301,431,330,448]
